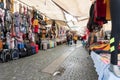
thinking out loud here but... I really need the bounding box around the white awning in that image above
[14,0,92,29]
[52,0,92,17]
[16,0,65,21]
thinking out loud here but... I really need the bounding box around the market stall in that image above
[91,51,120,80]
[0,0,69,62]
[85,0,120,79]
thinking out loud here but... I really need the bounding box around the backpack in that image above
[25,44,33,56]
[11,49,19,60]
[4,49,12,62]
[19,48,27,58]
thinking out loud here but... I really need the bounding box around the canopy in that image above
[47,20,67,26]
[16,0,65,21]
[14,0,92,30]
[52,0,92,17]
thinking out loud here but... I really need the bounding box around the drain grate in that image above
[53,67,65,76]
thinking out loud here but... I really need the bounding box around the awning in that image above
[52,0,92,17]
[16,0,66,21]
[47,20,67,26]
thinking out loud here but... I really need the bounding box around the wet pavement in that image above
[0,42,98,80]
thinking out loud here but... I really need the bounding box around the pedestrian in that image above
[73,34,78,46]
[81,34,87,47]
[66,32,70,45]
[69,33,73,46]
[66,31,72,46]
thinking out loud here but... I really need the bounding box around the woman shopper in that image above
[73,34,78,46]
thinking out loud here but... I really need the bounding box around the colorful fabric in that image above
[33,19,39,26]
[95,0,106,18]
[0,39,3,50]
[17,43,24,49]
[34,25,39,33]
[103,44,110,51]
[104,0,111,20]
[90,44,108,50]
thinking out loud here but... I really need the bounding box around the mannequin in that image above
[109,0,120,77]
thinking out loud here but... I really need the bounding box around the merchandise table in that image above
[91,51,120,80]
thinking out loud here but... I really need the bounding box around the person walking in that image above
[73,34,78,46]
[66,32,70,46]
[81,34,87,47]
[69,33,73,46]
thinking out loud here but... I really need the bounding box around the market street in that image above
[0,42,98,80]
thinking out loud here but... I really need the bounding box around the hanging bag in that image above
[19,48,27,58]
[24,44,33,56]
[4,49,11,62]
[0,0,4,9]
[11,48,19,60]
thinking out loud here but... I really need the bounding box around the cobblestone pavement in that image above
[53,46,98,80]
[0,42,98,80]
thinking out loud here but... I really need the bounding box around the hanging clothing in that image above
[28,31,35,42]
[104,0,111,20]
[94,0,107,25]
[16,32,23,44]
[95,0,106,18]
[28,31,32,40]
[10,0,14,13]
[10,37,15,49]
[6,33,11,49]
[34,25,39,33]
[87,3,95,32]
[19,3,22,14]
[33,19,39,27]
[0,39,3,50]
[6,0,11,10]
[32,33,35,42]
